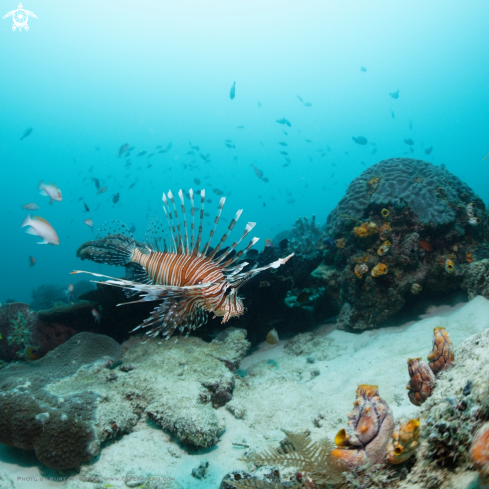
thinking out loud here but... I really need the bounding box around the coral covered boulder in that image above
[0,333,123,470]
[321,158,488,330]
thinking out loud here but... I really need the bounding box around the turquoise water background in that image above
[1,0,488,304]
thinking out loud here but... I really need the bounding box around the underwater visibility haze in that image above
[1,1,489,488]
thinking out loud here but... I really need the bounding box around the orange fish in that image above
[66,284,74,303]
[21,215,59,245]
[92,308,101,324]
[38,180,62,204]
[29,256,36,268]
[418,240,433,252]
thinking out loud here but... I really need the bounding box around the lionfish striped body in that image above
[73,189,293,339]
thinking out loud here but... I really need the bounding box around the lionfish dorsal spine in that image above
[208,209,245,261]
[218,226,258,267]
[189,188,195,252]
[162,193,177,253]
[203,196,226,257]
[167,190,184,254]
[178,189,190,254]
[192,189,205,257]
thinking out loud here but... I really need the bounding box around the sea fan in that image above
[228,429,344,488]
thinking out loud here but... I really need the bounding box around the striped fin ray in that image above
[124,263,153,297]
[189,189,196,251]
[192,189,206,256]
[167,190,184,254]
[213,220,255,265]
[141,299,209,339]
[226,253,295,288]
[162,193,178,253]
[203,196,226,257]
[221,236,260,268]
[178,189,190,254]
[207,209,243,261]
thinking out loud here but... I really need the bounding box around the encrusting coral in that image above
[386,419,420,464]
[470,422,489,489]
[427,327,454,376]
[406,358,436,406]
[331,385,394,468]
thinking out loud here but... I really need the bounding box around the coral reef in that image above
[427,327,454,375]
[406,358,436,406]
[319,158,488,330]
[387,419,420,464]
[0,328,250,470]
[332,385,394,468]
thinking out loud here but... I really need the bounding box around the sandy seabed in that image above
[2,295,488,489]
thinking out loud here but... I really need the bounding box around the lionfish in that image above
[73,189,293,339]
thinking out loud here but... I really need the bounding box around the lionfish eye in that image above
[224,287,232,297]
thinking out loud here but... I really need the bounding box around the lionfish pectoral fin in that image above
[138,296,208,340]
[125,263,153,297]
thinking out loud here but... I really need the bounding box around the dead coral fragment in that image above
[331,385,394,468]
[354,263,369,279]
[353,222,379,238]
[371,263,388,277]
[387,419,420,464]
[406,358,435,406]
[470,423,489,489]
[427,327,454,376]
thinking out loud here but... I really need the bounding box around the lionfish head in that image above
[218,287,245,323]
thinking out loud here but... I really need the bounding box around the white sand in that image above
[2,296,489,489]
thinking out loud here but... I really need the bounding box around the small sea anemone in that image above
[411,283,422,294]
[371,263,388,277]
[381,208,390,218]
[353,222,378,238]
[377,240,391,256]
[354,263,368,279]
[445,258,455,273]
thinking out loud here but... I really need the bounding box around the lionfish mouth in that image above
[72,188,293,340]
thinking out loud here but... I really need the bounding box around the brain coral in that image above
[327,158,477,233]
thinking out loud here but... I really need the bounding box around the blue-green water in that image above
[1,0,489,304]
